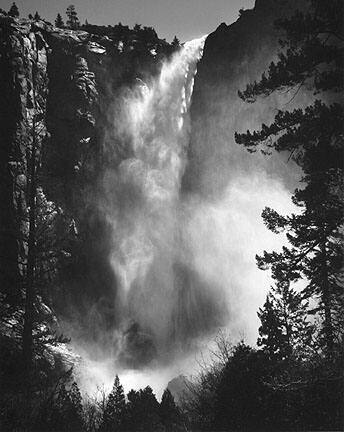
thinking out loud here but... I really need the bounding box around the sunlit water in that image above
[102,36,210,362]
[70,35,294,397]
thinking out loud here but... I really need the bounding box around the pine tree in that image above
[235,1,343,103]
[255,173,343,354]
[235,0,344,355]
[257,281,312,360]
[101,375,126,431]
[34,11,40,21]
[214,342,271,431]
[0,18,76,428]
[160,388,182,431]
[258,294,285,360]
[125,386,163,432]
[52,382,84,431]
[66,5,80,30]
[171,36,180,49]
[67,382,84,431]
[8,2,19,17]
[55,13,64,28]
[22,36,43,380]
[3,31,77,393]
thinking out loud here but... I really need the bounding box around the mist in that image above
[70,34,298,396]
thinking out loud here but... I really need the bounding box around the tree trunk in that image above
[320,237,334,355]
[22,114,37,374]
[283,286,292,356]
[22,58,38,377]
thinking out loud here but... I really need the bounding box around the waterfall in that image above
[75,34,294,395]
[103,37,208,368]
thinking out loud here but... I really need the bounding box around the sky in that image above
[1,0,255,42]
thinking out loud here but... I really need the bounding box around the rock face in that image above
[183,0,306,198]
[167,375,192,405]
[0,17,101,315]
[0,15,173,334]
[0,16,50,303]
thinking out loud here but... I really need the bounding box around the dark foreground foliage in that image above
[182,337,343,431]
[1,332,342,431]
[0,347,186,432]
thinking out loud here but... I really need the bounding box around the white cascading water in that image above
[110,37,205,296]
[103,36,209,366]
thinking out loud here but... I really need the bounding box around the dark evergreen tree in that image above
[55,13,64,28]
[50,382,84,432]
[28,13,33,20]
[8,2,19,17]
[100,375,126,431]
[19,42,74,383]
[258,293,286,360]
[22,34,45,382]
[214,343,273,431]
[160,388,183,431]
[236,1,343,102]
[66,5,80,30]
[0,29,75,424]
[235,0,344,355]
[171,36,180,49]
[256,177,343,355]
[67,382,84,430]
[257,281,313,360]
[125,386,164,432]
[34,11,41,21]
[184,337,343,431]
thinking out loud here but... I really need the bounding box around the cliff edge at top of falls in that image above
[193,0,305,104]
[197,0,303,84]
[0,14,175,201]
[183,0,307,196]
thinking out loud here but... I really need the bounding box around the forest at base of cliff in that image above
[0,1,343,431]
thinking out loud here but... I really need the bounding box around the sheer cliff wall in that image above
[184,0,306,197]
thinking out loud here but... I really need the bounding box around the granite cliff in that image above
[184,0,305,197]
[0,15,175,337]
